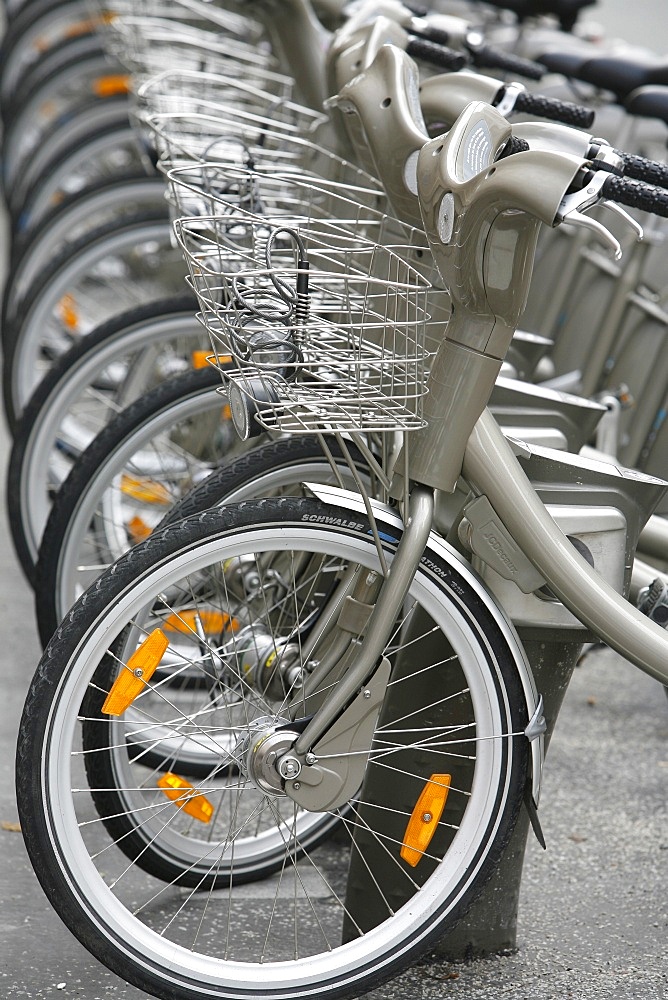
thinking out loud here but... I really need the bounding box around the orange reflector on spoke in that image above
[127,515,152,542]
[158,773,214,823]
[400,773,451,867]
[65,17,103,39]
[91,74,131,97]
[102,628,168,715]
[191,351,232,369]
[192,351,210,369]
[163,609,238,636]
[58,293,79,332]
[120,473,171,505]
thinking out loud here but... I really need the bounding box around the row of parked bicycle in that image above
[3,1,668,999]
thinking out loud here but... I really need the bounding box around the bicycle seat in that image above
[554,54,668,101]
[625,85,668,127]
[536,48,596,78]
[480,0,596,31]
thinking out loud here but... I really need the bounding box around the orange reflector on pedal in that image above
[120,473,172,505]
[163,609,238,636]
[102,628,169,715]
[400,773,451,867]
[157,773,214,823]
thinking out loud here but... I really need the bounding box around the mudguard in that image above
[303,481,545,803]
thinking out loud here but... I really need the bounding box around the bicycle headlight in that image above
[227,378,280,440]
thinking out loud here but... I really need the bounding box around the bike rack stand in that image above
[433,631,584,960]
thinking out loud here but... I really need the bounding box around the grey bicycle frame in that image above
[280,98,668,815]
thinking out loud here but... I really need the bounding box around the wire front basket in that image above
[98,0,270,89]
[175,211,433,434]
[137,71,325,169]
[106,18,277,80]
[167,161,389,229]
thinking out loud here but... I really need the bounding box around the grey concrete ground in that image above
[1,2,667,999]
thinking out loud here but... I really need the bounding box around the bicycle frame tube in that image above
[463,409,668,685]
[250,0,330,112]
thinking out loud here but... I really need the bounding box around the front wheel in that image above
[17,496,530,1000]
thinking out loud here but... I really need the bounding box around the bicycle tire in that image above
[17,495,530,999]
[2,173,166,334]
[34,365,237,645]
[4,91,130,205]
[3,31,108,115]
[7,295,201,582]
[11,121,148,234]
[0,0,96,109]
[7,102,136,222]
[3,210,179,429]
[160,434,374,526]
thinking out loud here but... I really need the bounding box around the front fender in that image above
[303,480,544,803]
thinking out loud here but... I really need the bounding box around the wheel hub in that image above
[235,717,301,795]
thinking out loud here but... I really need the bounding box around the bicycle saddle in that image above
[479,0,596,32]
[543,52,668,101]
[625,85,668,126]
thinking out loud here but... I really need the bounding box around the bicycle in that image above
[16,98,668,1000]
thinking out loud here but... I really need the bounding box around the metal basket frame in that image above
[174,193,434,434]
[104,17,276,79]
[101,0,263,39]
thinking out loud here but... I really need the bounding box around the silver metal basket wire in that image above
[169,163,450,344]
[101,0,263,40]
[136,68,295,120]
[104,17,276,80]
[145,109,333,174]
[173,171,437,433]
[165,146,385,218]
[135,70,317,164]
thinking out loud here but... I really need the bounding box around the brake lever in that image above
[560,208,623,260]
[556,169,643,259]
[600,199,644,240]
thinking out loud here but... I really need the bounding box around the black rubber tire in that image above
[7,294,199,584]
[2,171,165,334]
[18,495,530,1000]
[2,34,112,140]
[3,208,175,430]
[34,364,229,646]
[158,434,371,527]
[0,0,94,111]
[8,120,146,233]
[7,106,137,222]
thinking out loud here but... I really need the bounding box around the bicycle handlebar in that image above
[406,26,546,79]
[600,173,668,217]
[611,149,668,191]
[405,38,467,72]
[513,90,595,129]
[466,39,546,80]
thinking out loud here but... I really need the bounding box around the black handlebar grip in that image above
[405,38,468,72]
[513,91,595,128]
[468,42,545,80]
[409,24,452,48]
[601,173,668,218]
[613,150,668,191]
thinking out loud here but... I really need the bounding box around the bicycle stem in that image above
[247,0,331,112]
[463,409,668,685]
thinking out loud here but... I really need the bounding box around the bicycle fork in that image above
[276,485,436,812]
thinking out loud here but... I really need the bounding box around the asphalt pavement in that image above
[1,2,667,998]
